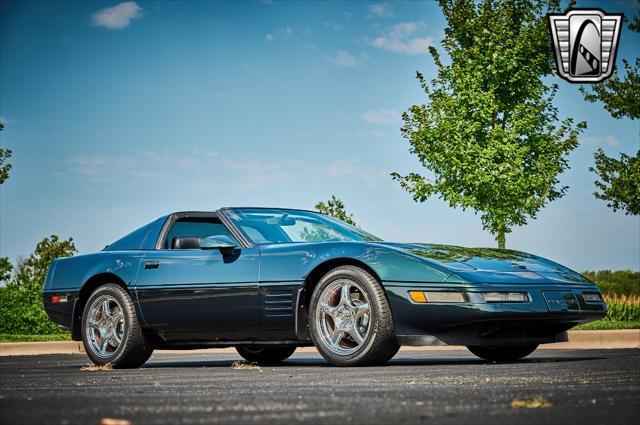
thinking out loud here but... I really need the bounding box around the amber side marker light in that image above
[409,291,467,303]
[409,291,427,303]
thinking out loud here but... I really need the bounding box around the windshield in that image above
[224,208,382,244]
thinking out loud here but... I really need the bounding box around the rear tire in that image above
[235,345,296,365]
[81,283,153,368]
[467,344,538,362]
[309,265,399,366]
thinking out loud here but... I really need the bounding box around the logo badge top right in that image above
[549,9,623,83]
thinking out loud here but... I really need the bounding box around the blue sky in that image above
[0,0,638,271]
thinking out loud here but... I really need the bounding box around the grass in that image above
[100,418,133,425]
[99,419,133,425]
[81,363,113,372]
[573,294,640,330]
[0,333,71,342]
[230,361,263,372]
[574,320,640,330]
[511,396,553,409]
[602,294,640,322]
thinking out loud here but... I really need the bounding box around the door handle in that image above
[144,260,160,269]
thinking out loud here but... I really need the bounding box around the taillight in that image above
[50,294,68,303]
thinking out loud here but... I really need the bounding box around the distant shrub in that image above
[603,294,640,322]
[0,283,66,334]
[582,270,640,295]
[0,235,76,335]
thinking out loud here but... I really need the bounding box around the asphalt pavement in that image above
[1,349,639,425]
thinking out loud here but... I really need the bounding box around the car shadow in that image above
[387,355,605,367]
[142,358,327,368]
[139,354,605,369]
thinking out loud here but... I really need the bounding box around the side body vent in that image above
[260,284,297,331]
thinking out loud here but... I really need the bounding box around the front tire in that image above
[309,265,399,366]
[235,345,296,365]
[81,283,153,368]
[467,344,538,362]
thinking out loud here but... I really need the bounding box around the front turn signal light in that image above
[409,291,427,303]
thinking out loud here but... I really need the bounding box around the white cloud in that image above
[91,1,143,30]
[388,22,420,38]
[330,50,368,69]
[222,157,310,189]
[360,109,401,125]
[370,21,433,55]
[326,160,385,185]
[265,27,293,42]
[368,3,394,18]
[371,37,432,55]
[581,135,619,147]
[323,21,343,31]
[66,150,384,188]
[338,129,389,140]
[67,150,217,180]
[66,150,309,189]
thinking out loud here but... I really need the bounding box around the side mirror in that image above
[200,235,238,255]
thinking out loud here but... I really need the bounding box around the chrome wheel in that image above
[85,295,125,358]
[315,279,371,355]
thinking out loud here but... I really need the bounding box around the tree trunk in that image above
[497,229,506,249]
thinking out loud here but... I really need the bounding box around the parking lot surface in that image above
[1,349,639,424]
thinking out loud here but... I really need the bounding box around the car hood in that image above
[376,242,591,284]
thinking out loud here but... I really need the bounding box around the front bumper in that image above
[385,282,607,346]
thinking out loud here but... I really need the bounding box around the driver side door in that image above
[133,214,259,340]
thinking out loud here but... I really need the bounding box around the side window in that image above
[280,219,347,242]
[163,217,237,249]
[239,225,269,244]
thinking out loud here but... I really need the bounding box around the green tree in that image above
[13,235,77,289]
[590,149,639,215]
[0,121,12,184]
[0,122,14,286]
[0,257,12,284]
[315,195,357,226]
[582,270,640,295]
[0,235,77,334]
[581,59,640,119]
[581,10,639,216]
[580,10,639,120]
[392,0,584,248]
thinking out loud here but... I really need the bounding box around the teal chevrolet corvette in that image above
[43,208,607,368]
